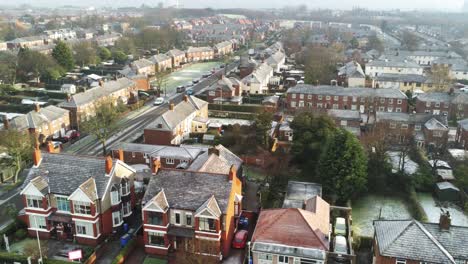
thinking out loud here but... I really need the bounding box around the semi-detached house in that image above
[142,168,242,262]
[286,84,408,114]
[241,63,274,94]
[59,78,136,128]
[365,59,423,77]
[20,150,136,246]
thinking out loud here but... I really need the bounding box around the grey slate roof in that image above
[327,109,361,120]
[151,54,171,63]
[374,220,461,263]
[374,73,428,83]
[131,58,154,69]
[416,92,452,103]
[143,170,232,213]
[187,46,213,53]
[242,63,273,84]
[187,144,243,172]
[166,49,185,57]
[145,96,208,131]
[214,40,232,50]
[111,142,204,160]
[338,61,365,78]
[367,59,422,69]
[424,117,449,130]
[9,105,69,130]
[287,84,408,99]
[59,78,135,108]
[22,153,115,198]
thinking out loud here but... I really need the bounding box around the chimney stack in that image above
[105,156,113,175]
[66,94,71,102]
[183,95,188,102]
[34,103,40,112]
[118,149,124,161]
[439,210,451,231]
[99,80,104,87]
[169,103,175,111]
[2,115,9,130]
[228,165,236,181]
[33,142,42,167]
[152,159,161,174]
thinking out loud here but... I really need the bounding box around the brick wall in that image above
[144,129,174,145]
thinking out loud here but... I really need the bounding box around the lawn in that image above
[153,61,222,95]
[244,165,269,182]
[9,238,40,254]
[417,192,468,226]
[143,256,167,264]
[352,194,412,237]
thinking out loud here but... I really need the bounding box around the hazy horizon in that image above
[2,0,466,11]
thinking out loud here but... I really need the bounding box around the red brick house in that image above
[142,168,242,262]
[373,214,468,264]
[251,197,330,264]
[456,118,468,150]
[286,84,408,114]
[327,109,362,137]
[205,76,242,105]
[415,92,468,120]
[144,96,208,145]
[20,149,136,246]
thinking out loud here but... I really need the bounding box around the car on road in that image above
[186,88,194,95]
[202,72,211,78]
[220,64,225,68]
[232,230,248,249]
[153,97,165,106]
[460,87,468,92]
[192,78,200,84]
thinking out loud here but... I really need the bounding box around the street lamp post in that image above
[34,216,43,264]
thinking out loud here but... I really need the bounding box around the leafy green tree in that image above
[301,46,342,85]
[52,40,75,71]
[0,130,34,183]
[73,41,98,66]
[0,51,17,84]
[99,47,112,60]
[80,99,125,155]
[317,129,368,203]
[254,110,273,149]
[454,163,468,190]
[114,37,137,55]
[290,113,338,178]
[112,50,128,64]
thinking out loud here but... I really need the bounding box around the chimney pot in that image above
[439,211,451,230]
[33,144,42,166]
[152,158,161,174]
[105,156,113,174]
[184,95,188,102]
[208,146,220,156]
[34,103,40,112]
[118,149,124,161]
[169,103,175,111]
[229,165,236,181]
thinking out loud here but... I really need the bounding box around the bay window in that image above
[26,195,43,208]
[73,201,91,215]
[111,186,121,205]
[148,232,165,246]
[147,212,163,225]
[199,217,216,232]
[29,215,47,230]
[75,221,94,237]
[112,210,123,227]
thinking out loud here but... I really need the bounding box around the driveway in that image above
[222,249,245,264]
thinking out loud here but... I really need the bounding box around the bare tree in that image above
[154,70,169,97]
[429,64,452,92]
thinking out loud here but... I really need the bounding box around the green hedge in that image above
[111,239,136,264]
[0,251,29,264]
[208,103,265,113]
[44,259,74,264]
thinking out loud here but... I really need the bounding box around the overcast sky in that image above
[5,0,466,11]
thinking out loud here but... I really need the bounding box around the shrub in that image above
[14,229,27,240]
[0,252,28,264]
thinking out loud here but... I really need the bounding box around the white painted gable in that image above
[20,182,45,197]
[68,188,93,203]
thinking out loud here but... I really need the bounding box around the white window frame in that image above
[110,187,121,206]
[121,180,130,196]
[174,212,181,225]
[166,158,175,165]
[29,215,47,230]
[123,201,132,217]
[73,201,91,215]
[26,195,43,209]
[186,213,193,227]
[258,253,273,261]
[75,220,94,237]
[112,210,123,227]
[390,123,397,129]
[396,260,406,264]
[56,196,70,213]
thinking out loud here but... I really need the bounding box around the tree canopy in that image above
[52,40,75,71]
[0,130,34,183]
[73,41,99,67]
[317,129,368,203]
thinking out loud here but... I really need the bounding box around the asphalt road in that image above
[66,61,239,156]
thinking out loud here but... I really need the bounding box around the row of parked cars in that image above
[332,217,350,263]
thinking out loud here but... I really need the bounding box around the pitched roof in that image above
[131,58,154,69]
[145,96,207,131]
[424,117,449,131]
[367,59,422,69]
[287,84,408,99]
[143,170,233,213]
[416,92,452,103]
[166,49,185,57]
[151,54,171,63]
[374,220,468,263]
[59,78,135,108]
[187,46,213,53]
[9,105,69,130]
[282,181,322,209]
[338,61,365,78]
[252,207,330,251]
[22,153,116,198]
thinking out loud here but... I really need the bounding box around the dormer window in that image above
[199,217,216,232]
[111,186,121,205]
[26,195,43,208]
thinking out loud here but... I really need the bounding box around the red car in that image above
[63,130,80,141]
[232,230,248,249]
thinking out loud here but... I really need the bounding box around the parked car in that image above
[153,97,165,106]
[333,235,348,261]
[232,230,248,249]
[50,141,63,150]
[334,217,346,236]
[138,91,150,97]
[53,130,80,143]
[192,78,200,84]
[176,86,186,93]
[186,88,194,95]
[202,72,211,78]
